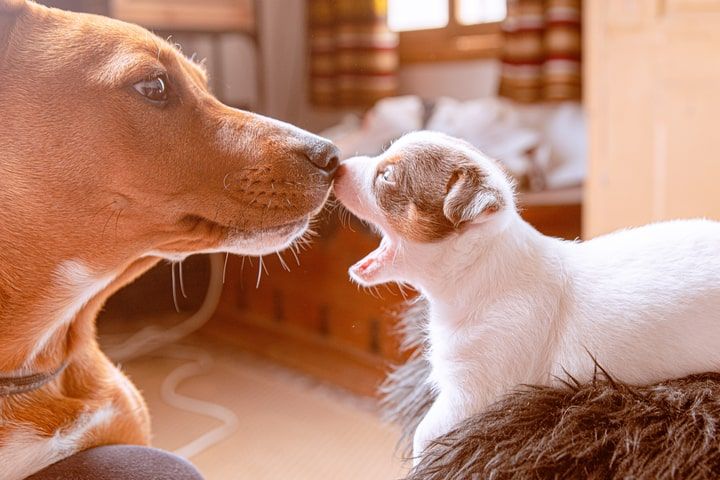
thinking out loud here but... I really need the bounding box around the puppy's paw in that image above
[412,415,443,466]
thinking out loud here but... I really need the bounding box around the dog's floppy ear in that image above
[443,165,502,227]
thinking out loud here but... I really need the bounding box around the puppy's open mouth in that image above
[350,236,398,284]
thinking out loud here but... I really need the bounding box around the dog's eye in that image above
[133,75,169,103]
[378,165,395,183]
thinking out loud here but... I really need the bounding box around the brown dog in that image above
[0,0,338,477]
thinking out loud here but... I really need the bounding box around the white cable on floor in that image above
[105,254,225,362]
[159,344,240,459]
[104,253,240,459]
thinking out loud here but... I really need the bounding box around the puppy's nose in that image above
[302,140,340,177]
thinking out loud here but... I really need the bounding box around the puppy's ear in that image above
[443,166,501,227]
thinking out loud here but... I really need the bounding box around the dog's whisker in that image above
[255,256,268,289]
[222,252,230,284]
[178,260,188,299]
[289,245,301,266]
[391,243,401,266]
[101,210,115,239]
[397,282,411,300]
[364,285,381,299]
[255,257,262,289]
[276,252,290,272]
[90,200,117,223]
[338,206,356,232]
[171,262,181,313]
[113,208,123,243]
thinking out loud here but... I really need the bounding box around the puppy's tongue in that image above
[350,237,397,284]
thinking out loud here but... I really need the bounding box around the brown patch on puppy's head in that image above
[371,138,506,243]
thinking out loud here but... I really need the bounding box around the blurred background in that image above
[37,0,720,478]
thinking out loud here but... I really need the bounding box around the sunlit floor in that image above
[118,333,407,480]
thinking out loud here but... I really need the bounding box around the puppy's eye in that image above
[377,165,395,183]
[133,75,169,104]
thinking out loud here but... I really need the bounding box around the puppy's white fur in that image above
[334,131,720,461]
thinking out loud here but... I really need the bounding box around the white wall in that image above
[399,60,501,100]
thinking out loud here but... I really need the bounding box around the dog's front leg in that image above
[412,393,468,466]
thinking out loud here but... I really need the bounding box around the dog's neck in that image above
[402,212,567,399]
[0,228,159,372]
[400,212,557,313]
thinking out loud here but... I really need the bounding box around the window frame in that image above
[395,0,503,64]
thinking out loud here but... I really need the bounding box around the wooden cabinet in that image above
[584,0,720,237]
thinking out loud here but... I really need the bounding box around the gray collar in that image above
[0,362,68,397]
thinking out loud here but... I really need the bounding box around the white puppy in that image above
[333,131,720,461]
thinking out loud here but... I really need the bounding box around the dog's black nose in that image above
[303,140,340,176]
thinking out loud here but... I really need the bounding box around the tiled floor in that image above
[117,334,407,480]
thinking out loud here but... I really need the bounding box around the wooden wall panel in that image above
[584,0,658,237]
[658,15,720,219]
[584,0,720,237]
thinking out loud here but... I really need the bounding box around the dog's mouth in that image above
[349,236,398,285]
[178,214,311,256]
[169,183,334,258]
[185,214,305,233]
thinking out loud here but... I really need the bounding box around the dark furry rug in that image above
[383,301,720,480]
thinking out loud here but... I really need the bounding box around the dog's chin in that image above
[220,217,310,256]
[219,192,328,256]
[148,217,310,261]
